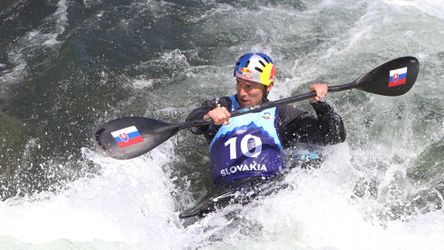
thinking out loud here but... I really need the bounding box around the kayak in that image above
[178,175,289,225]
[178,149,325,225]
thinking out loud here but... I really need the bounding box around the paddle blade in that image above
[93,117,179,159]
[355,56,419,96]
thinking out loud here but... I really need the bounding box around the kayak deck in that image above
[179,175,289,219]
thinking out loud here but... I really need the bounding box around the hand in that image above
[309,83,328,103]
[203,106,231,125]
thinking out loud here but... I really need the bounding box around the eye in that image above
[244,85,253,91]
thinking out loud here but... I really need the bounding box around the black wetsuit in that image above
[186,95,346,147]
[180,95,346,219]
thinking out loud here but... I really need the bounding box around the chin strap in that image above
[263,85,270,101]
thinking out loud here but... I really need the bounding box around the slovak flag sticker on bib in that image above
[111,126,143,148]
[389,67,408,87]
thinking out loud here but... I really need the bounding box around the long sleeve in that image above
[185,97,231,143]
[278,101,346,147]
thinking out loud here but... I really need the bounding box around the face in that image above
[236,78,272,107]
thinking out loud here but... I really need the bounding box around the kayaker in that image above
[186,52,346,188]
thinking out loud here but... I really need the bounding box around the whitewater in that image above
[0,0,443,249]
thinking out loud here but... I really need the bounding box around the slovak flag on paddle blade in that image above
[111,126,143,148]
[389,67,407,87]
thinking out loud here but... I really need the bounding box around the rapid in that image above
[0,0,443,249]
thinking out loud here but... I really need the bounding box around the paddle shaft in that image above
[93,56,418,159]
[176,81,357,130]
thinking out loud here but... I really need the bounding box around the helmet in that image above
[233,52,276,86]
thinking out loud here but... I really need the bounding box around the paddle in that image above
[93,56,419,159]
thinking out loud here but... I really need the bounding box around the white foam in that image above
[0,0,69,86]
[0,54,26,85]
[132,79,154,89]
[0,141,189,248]
[197,144,444,250]
[384,0,444,20]
[1,0,443,249]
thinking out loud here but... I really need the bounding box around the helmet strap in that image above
[263,85,269,101]
[263,82,273,100]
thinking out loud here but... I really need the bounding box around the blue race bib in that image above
[210,96,284,186]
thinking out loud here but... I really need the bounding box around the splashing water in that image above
[0,0,443,249]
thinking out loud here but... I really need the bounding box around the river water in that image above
[0,0,443,249]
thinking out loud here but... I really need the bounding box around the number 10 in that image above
[224,134,262,160]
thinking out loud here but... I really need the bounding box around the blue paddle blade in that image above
[93,117,179,159]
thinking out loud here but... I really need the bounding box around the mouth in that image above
[239,99,250,106]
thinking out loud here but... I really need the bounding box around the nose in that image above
[238,86,248,97]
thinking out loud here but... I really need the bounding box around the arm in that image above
[185,97,231,142]
[279,101,346,147]
[279,83,346,147]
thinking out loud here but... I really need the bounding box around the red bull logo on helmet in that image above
[236,67,253,80]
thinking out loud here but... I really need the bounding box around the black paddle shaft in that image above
[93,56,419,159]
[176,84,348,130]
[232,56,418,117]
